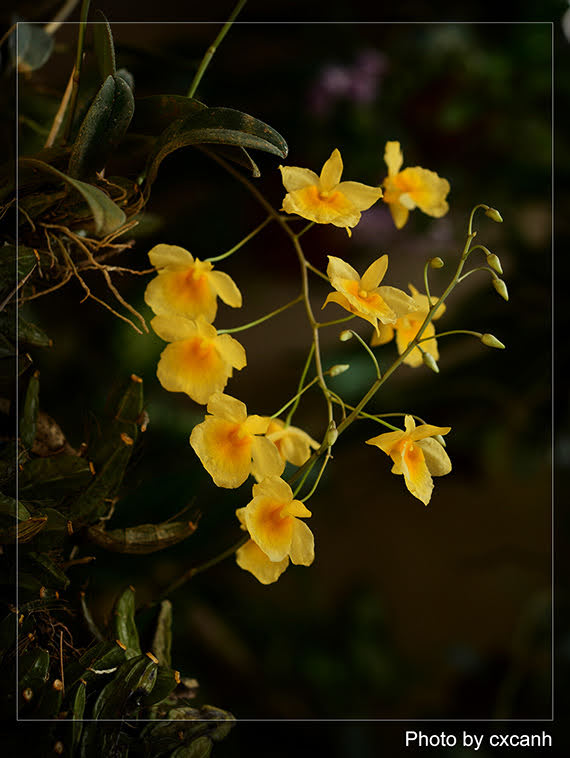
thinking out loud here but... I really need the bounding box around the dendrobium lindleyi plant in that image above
[279,148,383,235]
[263,417,320,468]
[371,284,446,367]
[145,244,242,322]
[322,254,416,335]
[366,415,452,505]
[235,477,315,584]
[382,141,450,229]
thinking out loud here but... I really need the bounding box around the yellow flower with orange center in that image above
[190,393,284,489]
[322,254,416,334]
[145,244,242,323]
[262,418,319,467]
[235,477,314,584]
[366,415,451,505]
[371,284,446,367]
[382,141,450,229]
[152,315,246,405]
[279,148,383,236]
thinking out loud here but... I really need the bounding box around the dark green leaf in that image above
[71,442,132,524]
[90,373,143,468]
[142,664,178,706]
[151,600,172,667]
[27,551,70,590]
[132,95,206,136]
[70,681,86,753]
[18,159,126,236]
[0,244,37,297]
[68,74,135,180]
[35,677,63,717]
[0,491,30,521]
[17,23,54,73]
[20,369,40,449]
[145,107,287,189]
[19,455,93,499]
[19,647,50,702]
[34,507,70,551]
[18,317,52,348]
[111,586,141,659]
[93,11,116,81]
[171,739,213,758]
[65,640,126,689]
[86,519,198,554]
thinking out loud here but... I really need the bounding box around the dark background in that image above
[6,0,567,754]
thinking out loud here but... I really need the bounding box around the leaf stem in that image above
[205,215,271,263]
[284,344,315,425]
[217,293,303,334]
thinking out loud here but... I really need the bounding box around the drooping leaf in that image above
[19,454,93,499]
[132,95,206,135]
[151,600,172,667]
[93,11,116,81]
[145,106,288,189]
[18,159,126,236]
[68,74,134,180]
[16,23,54,73]
[86,519,198,554]
[20,369,39,449]
[111,586,141,659]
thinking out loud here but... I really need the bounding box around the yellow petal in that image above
[151,314,200,342]
[289,519,315,566]
[384,141,403,176]
[399,440,434,505]
[236,540,289,584]
[252,475,294,503]
[335,180,383,212]
[326,255,360,284]
[206,392,247,423]
[268,426,318,466]
[283,186,360,227]
[376,286,417,318]
[215,334,247,370]
[360,254,388,291]
[409,422,451,442]
[418,437,452,476]
[157,336,237,405]
[366,429,405,456]
[279,165,320,192]
[250,436,285,482]
[319,148,343,192]
[340,280,396,326]
[245,495,294,561]
[395,316,434,367]
[387,200,409,229]
[190,416,252,488]
[148,243,194,270]
[208,270,243,308]
[243,414,271,436]
[370,323,394,346]
[145,267,217,322]
[398,167,450,217]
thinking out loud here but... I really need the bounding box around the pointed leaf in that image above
[19,455,93,499]
[68,74,134,180]
[27,551,70,590]
[69,681,86,753]
[20,369,40,449]
[87,519,198,554]
[142,664,179,706]
[18,159,126,236]
[65,641,126,689]
[71,442,132,524]
[93,11,116,81]
[111,586,141,659]
[151,600,172,667]
[132,94,206,135]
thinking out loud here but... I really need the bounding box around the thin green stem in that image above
[187,0,247,98]
[417,329,482,344]
[271,376,319,420]
[205,216,271,263]
[292,456,318,499]
[423,259,432,302]
[317,315,355,328]
[217,294,303,334]
[301,453,331,503]
[346,330,381,379]
[305,260,330,283]
[468,203,489,236]
[62,0,90,142]
[457,265,497,283]
[285,344,315,425]
[297,221,315,238]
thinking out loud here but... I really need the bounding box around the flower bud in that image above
[429,257,444,269]
[324,420,338,447]
[433,434,447,447]
[485,207,503,223]
[329,364,350,377]
[492,278,509,301]
[481,333,505,349]
[422,352,439,373]
[486,253,503,275]
[339,330,353,342]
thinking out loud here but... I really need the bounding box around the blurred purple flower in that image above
[308,49,387,117]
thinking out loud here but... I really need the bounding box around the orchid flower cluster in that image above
[144,141,507,585]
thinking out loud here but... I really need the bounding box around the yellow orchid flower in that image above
[279,148,383,235]
[190,393,284,488]
[322,254,416,334]
[262,417,319,467]
[371,284,446,367]
[382,141,450,229]
[152,315,246,405]
[235,477,314,583]
[366,415,451,505]
[145,244,242,323]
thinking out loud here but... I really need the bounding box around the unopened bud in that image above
[22,688,33,702]
[329,364,350,377]
[433,434,446,447]
[485,207,503,223]
[324,420,338,447]
[422,352,439,373]
[481,333,505,349]
[492,278,509,301]
[339,330,353,342]
[429,256,444,269]
[486,253,503,274]
[52,679,64,691]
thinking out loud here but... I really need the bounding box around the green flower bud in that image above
[481,333,506,349]
[485,207,503,223]
[422,352,439,373]
[429,257,444,269]
[329,364,350,377]
[433,434,447,447]
[492,278,509,301]
[339,330,353,342]
[324,420,338,447]
[486,253,503,275]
